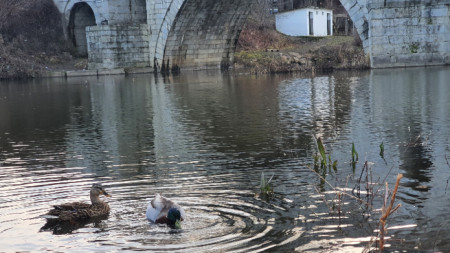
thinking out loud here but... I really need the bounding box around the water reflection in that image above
[368,68,450,192]
[0,66,449,252]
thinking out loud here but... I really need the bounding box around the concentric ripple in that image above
[99,178,306,253]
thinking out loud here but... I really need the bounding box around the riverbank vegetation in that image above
[260,135,404,251]
[0,0,70,79]
[308,138,403,251]
[234,10,370,74]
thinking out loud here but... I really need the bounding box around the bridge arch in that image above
[338,0,370,56]
[154,0,369,72]
[62,1,102,25]
[67,2,97,56]
[147,0,185,71]
[154,0,256,71]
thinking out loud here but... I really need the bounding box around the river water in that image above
[0,66,449,252]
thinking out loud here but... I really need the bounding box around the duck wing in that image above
[48,202,90,214]
[156,195,178,219]
[147,194,178,221]
[52,202,90,210]
[41,202,109,233]
[47,202,96,221]
[146,194,164,221]
[146,194,186,222]
[157,195,186,221]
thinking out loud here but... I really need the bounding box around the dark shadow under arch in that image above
[163,0,254,72]
[68,2,96,56]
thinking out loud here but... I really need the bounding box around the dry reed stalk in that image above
[379,173,403,251]
[352,161,374,208]
[445,155,450,193]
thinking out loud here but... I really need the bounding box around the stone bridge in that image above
[53,0,449,71]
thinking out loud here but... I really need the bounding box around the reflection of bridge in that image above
[53,0,449,71]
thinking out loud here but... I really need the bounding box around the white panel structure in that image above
[276,8,333,37]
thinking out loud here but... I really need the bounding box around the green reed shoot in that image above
[260,172,274,197]
[313,136,337,173]
[317,137,327,167]
[314,154,320,167]
[351,143,358,173]
[379,142,384,158]
[352,143,359,163]
[332,160,338,171]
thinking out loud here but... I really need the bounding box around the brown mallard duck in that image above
[45,183,111,222]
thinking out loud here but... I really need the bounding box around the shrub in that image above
[0,0,67,79]
[0,0,65,53]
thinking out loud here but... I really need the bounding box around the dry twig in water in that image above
[378,173,403,251]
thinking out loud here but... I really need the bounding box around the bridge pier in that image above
[146,0,184,72]
[367,0,449,68]
[341,0,449,68]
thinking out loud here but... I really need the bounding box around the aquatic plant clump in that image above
[260,172,274,197]
[308,137,405,252]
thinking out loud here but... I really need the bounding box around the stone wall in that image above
[107,0,147,24]
[86,24,150,69]
[366,0,449,68]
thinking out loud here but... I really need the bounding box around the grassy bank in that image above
[234,22,370,74]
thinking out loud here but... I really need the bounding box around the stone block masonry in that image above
[86,24,150,70]
[365,0,449,68]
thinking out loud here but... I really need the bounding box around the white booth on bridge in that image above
[275,8,333,37]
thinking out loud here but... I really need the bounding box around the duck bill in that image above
[175,220,181,229]
[103,190,111,197]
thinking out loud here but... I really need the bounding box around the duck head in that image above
[91,183,111,197]
[167,208,182,229]
[90,183,111,205]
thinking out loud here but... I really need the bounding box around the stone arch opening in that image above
[162,0,253,72]
[68,2,96,56]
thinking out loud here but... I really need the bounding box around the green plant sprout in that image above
[260,172,274,197]
[313,136,337,173]
[352,143,359,163]
[317,137,327,167]
[379,142,384,158]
